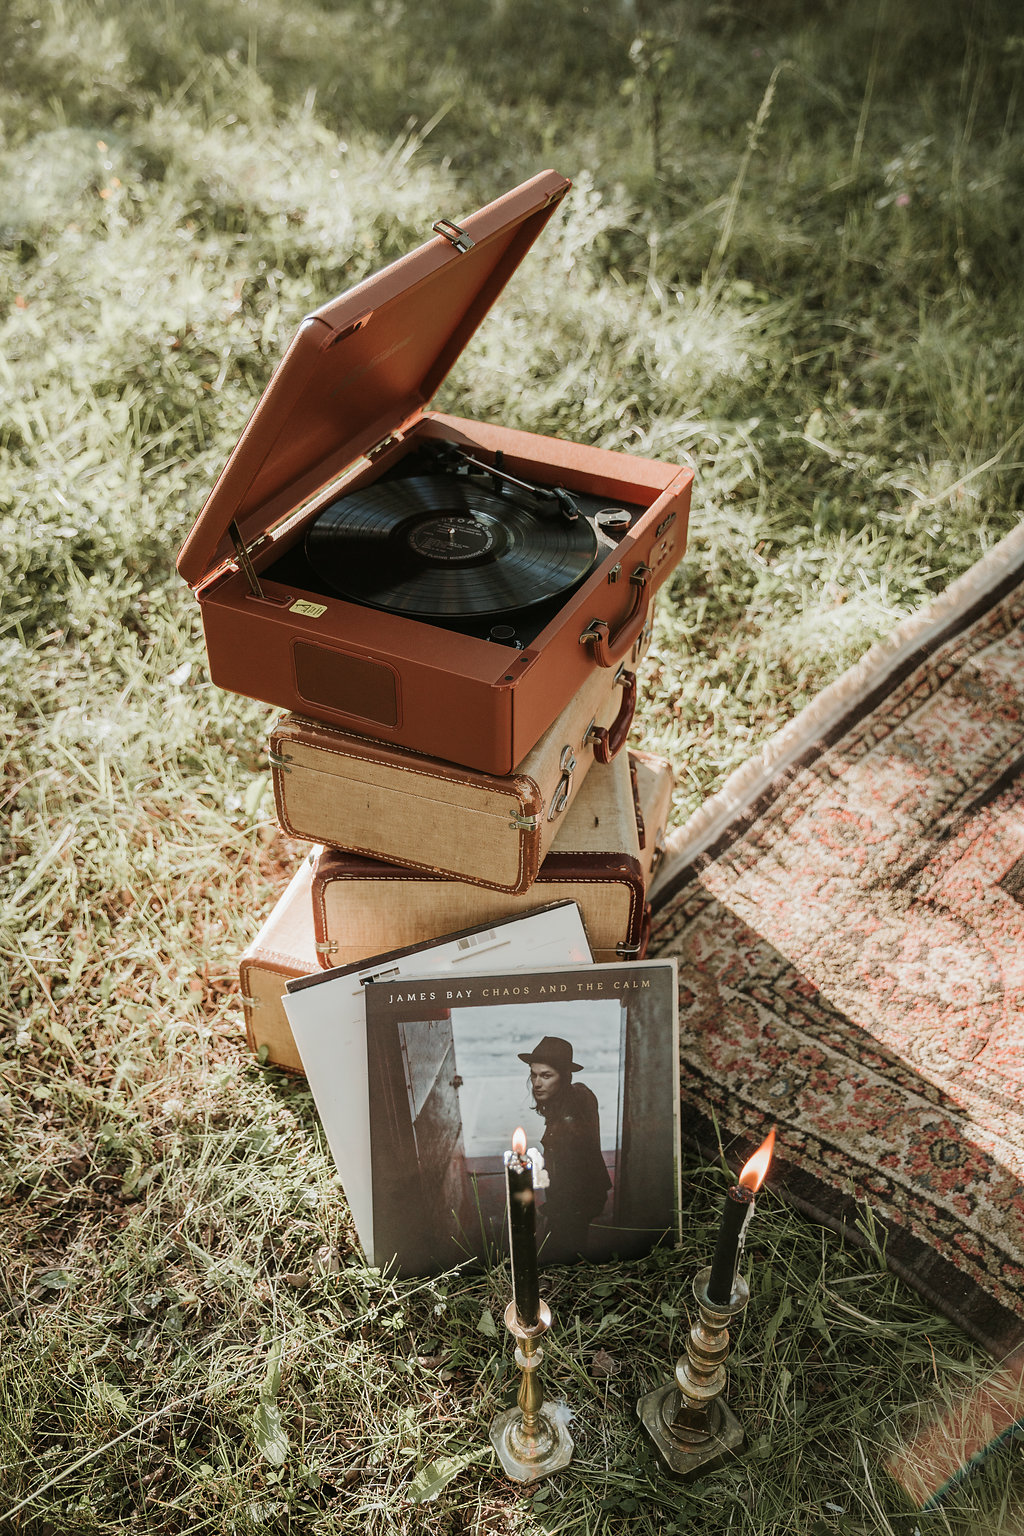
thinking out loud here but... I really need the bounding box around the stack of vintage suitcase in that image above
[175,170,694,1074]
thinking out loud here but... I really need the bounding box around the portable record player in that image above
[177,169,693,774]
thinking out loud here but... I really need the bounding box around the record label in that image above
[406,515,500,562]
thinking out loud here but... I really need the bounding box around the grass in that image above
[2,0,1024,1528]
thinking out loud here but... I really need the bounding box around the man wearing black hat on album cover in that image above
[519,1035,612,1262]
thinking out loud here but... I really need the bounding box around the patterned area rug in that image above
[650,523,1024,1360]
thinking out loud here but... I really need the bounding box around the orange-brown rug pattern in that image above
[651,538,1024,1359]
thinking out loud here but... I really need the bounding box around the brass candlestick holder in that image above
[636,1266,749,1479]
[490,1300,573,1482]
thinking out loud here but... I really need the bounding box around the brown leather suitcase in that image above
[268,653,637,894]
[238,852,320,1074]
[176,169,692,774]
[310,747,674,967]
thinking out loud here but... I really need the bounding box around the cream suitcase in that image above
[630,747,675,886]
[311,747,674,967]
[238,853,320,1073]
[268,655,637,894]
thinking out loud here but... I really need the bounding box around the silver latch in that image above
[547,745,577,821]
[432,218,475,253]
[267,748,292,773]
[509,810,540,832]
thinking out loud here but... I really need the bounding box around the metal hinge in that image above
[315,941,337,956]
[267,749,292,773]
[615,939,643,958]
[432,218,475,253]
[240,994,260,1008]
[509,810,540,832]
[367,433,401,461]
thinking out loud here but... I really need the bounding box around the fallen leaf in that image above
[91,1381,129,1418]
[591,1348,620,1378]
[314,1245,340,1276]
[253,1401,289,1467]
[406,1449,482,1505]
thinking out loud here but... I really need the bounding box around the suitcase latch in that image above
[547,745,577,821]
[509,810,540,832]
[432,218,475,253]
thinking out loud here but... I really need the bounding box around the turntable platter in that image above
[305,474,599,620]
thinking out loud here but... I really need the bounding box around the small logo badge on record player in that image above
[290,599,327,618]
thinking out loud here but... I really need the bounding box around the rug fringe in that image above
[652,518,1024,896]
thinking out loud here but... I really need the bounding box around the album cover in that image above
[363,959,680,1277]
[281,902,593,1261]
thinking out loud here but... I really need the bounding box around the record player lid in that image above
[178,169,571,588]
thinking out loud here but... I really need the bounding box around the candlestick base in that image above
[490,1402,574,1483]
[636,1381,745,1479]
[489,1300,574,1482]
[636,1267,750,1481]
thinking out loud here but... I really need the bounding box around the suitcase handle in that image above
[586,666,636,765]
[579,563,653,668]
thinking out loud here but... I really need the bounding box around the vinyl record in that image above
[305,474,599,619]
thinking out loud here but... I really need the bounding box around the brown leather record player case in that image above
[268,649,637,894]
[310,746,674,968]
[238,852,320,1074]
[177,169,693,775]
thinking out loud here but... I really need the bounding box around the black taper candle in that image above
[706,1184,755,1304]
[505,1130,540,1328]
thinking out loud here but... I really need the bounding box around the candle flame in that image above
[738,1128,775,1192]
[511,1126,528,1156]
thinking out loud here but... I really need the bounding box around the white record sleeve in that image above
[282,901,592,1260]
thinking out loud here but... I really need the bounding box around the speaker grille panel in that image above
[292,641,399,726]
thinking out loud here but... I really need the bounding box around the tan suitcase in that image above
[238,852,320,1074]
[268,655,637,894]
[630,747,675,886]
[311,747,674,967]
